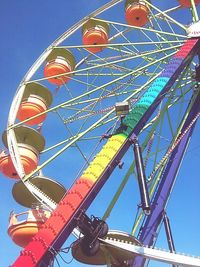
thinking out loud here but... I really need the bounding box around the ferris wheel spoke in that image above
[148,107,199,184]
[22,106,118,182]
[25,41,183,87]
[154,5,182,17]
[61,40,186,51]
[110,23,141,54]
[25,65,172,175]
[93,17,186,38]
[190,0,199,21]
[143,0,187,31]
[55,110,90,164]
[10,66,161,130]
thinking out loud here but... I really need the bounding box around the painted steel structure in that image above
[133,91,200,266]
[11,37,200,266]
[1,1,199,266]
[101,237,200,267]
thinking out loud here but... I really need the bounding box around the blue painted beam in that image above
[132,92,200,267]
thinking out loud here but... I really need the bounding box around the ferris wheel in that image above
[1,0,200,266]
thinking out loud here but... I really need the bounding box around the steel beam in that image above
[132,92,200,267]
[11,38,200,267]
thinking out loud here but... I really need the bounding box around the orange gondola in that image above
[1,126,45,179]
[17,82,52,126]
[178,0,200,7]
[0,144,39,179]
[44,48,75,86]
[82,19,109,53]
[125,0,150,27]
[8,209,50,247]
[18,98,46,126]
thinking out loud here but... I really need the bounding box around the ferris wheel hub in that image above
[187,21,200,38]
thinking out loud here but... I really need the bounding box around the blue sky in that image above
[0,1,200,266]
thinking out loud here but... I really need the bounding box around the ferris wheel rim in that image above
[6,0,198,209]
[6,0,126,201]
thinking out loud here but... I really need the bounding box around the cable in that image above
[57,252,74,265]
